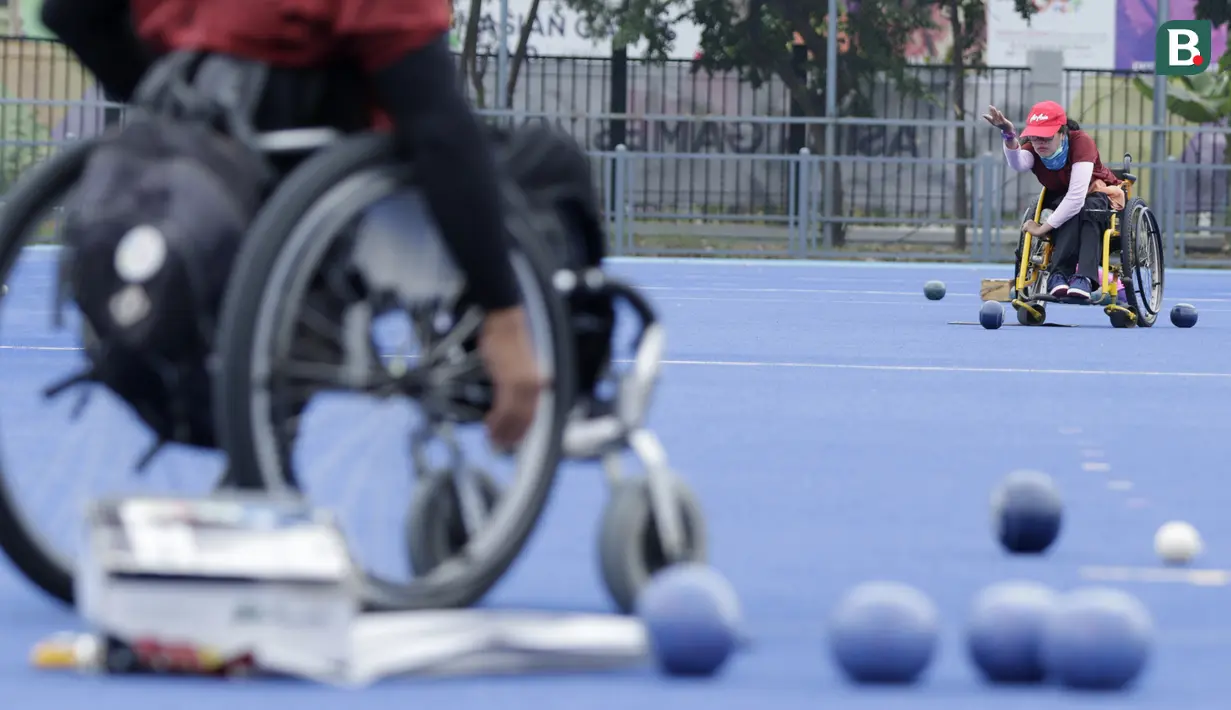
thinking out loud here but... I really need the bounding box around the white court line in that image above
[661,296,937,306]
[1080,565,1231,587]
[639,284,1231,303]
[641,285,969,297]
[604,255,1231,275]
[646,358,1231,379]
[7,346,1231,380]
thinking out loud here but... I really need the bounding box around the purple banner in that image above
[1117,0,1228,70]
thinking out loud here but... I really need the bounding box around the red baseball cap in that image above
[1020,101,1067,138]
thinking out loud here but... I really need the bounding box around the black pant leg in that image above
[1074,194,1112,283]
[1048,215,1081,276]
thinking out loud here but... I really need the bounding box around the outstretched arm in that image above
[1002,135,1035,172]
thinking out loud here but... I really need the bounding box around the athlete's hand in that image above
[478,306,544,451]
[982,105,1014,134]
[1023,219,1051,237]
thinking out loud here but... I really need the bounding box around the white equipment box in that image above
[76,494,359,682]
[71,495,647,686]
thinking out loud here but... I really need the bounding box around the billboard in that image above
[986,0,1228,70]
[986,0,1117,68]
[1116,0,1228,71]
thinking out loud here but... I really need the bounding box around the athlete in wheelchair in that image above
[0,0,704,614]
[984,102,1165,328]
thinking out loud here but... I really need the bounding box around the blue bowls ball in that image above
[829,581,940,684]
[638,564,742,677]
[980,300,1004,329]
[966,580,1058,684]
[1041,586,1154,691]
[992,470,1063,554]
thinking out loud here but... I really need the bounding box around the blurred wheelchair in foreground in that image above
[0,56,706,614]
[1010,153,1165,328]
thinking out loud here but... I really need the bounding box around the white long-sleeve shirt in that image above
[1003,141,1094,230]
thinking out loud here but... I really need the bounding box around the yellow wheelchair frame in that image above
[1010,152,1164,329]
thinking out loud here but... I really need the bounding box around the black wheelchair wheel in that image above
[1120,197,1165,328]
[0,141,97,605]
[213,133,576,612]
[1016,303,1047,326]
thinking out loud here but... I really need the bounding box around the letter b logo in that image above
[1156,20,1213,75]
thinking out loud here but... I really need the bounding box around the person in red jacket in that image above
[40,0,543,449]
[984,100,1125,302]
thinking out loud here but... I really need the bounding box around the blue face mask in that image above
[1039,136,1069,171]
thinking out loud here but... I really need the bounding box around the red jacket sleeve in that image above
[336,0,452,73]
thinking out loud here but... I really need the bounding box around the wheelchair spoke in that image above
[423,307,483,367]
[432,353,485,383]
[270,358,391,393]
[296,302,345,346]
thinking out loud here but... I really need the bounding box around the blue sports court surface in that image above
[1,248,1230,708]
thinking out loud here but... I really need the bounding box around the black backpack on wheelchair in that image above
[53,52,276,457]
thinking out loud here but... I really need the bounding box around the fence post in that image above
[821,150,834,252]
[973,153,987,262]
[613,144,628,256]
[1176,159,1188,266]
[1163,156,1177,262]
[797,148,812,257]
[984,152,1002,263]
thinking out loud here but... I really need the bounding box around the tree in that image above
[456,0,549,109]
[1195,0,1230,28]
[918,0,1036,250]
[563,0,1034,248]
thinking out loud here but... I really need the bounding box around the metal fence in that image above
[0,37,1228,264]
[587,136,1231,263]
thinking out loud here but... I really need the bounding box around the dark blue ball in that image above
[638,564,742,677]
[980,300,1004,330]
[924,280,946,300]
[1170,303,1198,328]
[992,470,1063,554]
[829,581,939,684]
[966,580,1058,684]
[1042,587,1153,691]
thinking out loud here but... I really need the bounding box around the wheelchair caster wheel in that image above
[406,469,503,576]
[1109,310,1135,329]
[1016,304,1046,326]
[597,475,707,614]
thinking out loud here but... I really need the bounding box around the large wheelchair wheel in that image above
[213,133,576,612]
[0,142,95,604]
[1119,197,1165,327]
[0,141,231,606]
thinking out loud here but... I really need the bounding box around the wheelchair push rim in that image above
[216,136,574,612]
[1121,198,1164,325]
